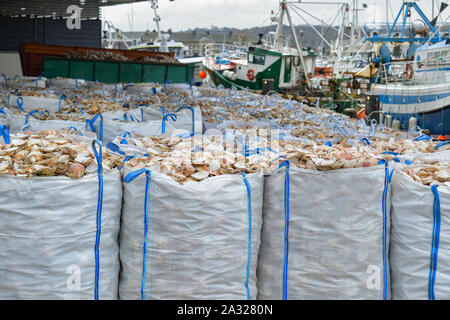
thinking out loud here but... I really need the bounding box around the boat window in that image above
[249,53,265,65]
[294,56,300,66]
[169,47,182,57]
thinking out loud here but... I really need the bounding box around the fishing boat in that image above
[202,0,317,93]
[128,0,191,59]
[364,2,450,135]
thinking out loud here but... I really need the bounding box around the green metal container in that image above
[43,57,195,84]
[70,60,95,81]
[95,62,120,84]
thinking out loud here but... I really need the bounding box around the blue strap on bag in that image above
[124,168,152,300]
[106,142,126,156]
[0,125,10,144]
[378,159,393,300]
[16,96,24,113]
[92,140,104,300]
[278,156,290,300]
[428,185,441,300]
[435,141,449,150]
[58,94,67,112]
[73,100,84,114]
[86,114,104,142]
[413,134,432,142]
[162,113,177,134]
[22,110,43,131]
[241,172,253,300]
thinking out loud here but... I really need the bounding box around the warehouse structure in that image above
[0,0,147,76]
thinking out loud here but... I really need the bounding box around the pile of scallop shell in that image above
[64,50,129,62]
[369,138,450,155]
[403,164,450,187]
[63,96,124,115]
[11,108,88,122]
[0,130,121,178]
[122,132,396,183]
[279,139,383,170]
[134,55,179,64]
[124,135,279,183]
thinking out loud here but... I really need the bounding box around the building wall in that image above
[0,16,102,51]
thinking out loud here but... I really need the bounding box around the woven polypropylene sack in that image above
[134,106,203,134]
[48,78,86,89]
[397,150,450,163]
[0,170,122,299]
[7,94,70,113]
[257,165,391,300]
[119,169,263,300]
[101,119,178,143]
[8,112,88,134]
[390,170,450,300]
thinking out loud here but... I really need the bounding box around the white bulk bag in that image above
[164,106,202,134]
[87,82,123,95]
[100,117,178,143]
[124,83,161,95]
[119,169,264,300]
[11,78,47,89]
[101,109,143,121]
[390,169,450,300]
[48,78,86,89]
[132,105,203,134]
[8,94,70,113]
[0,143,122,299]
[7,110,88,134]
[257,164,392,300]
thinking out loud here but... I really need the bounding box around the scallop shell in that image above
[436,169,450,181]
[191,171,209,181]
[75,153,92,164]
[11,139,26,147]
[68,163,86,179]
[33,164,56,176]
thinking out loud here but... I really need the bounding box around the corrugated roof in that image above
[0,0,148,18]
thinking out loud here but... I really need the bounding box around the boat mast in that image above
[274,1,286,50]
[150,0,162,41]
[284,1,311,90]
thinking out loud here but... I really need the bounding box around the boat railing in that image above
[204,43,248,65]
[377,59,450,86]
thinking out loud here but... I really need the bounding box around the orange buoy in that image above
[438,135,448,141]
[357,108,366,120]
[199,70,207,79]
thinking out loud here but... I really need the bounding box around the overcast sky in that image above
[101,0,449,32]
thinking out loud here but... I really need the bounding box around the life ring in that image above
[247,69,255,81]
[405,64,414,79]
